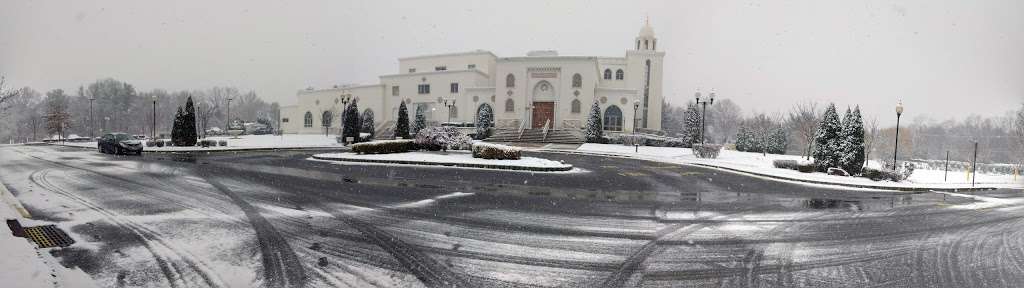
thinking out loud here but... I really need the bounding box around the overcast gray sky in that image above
[3,0,1022,125]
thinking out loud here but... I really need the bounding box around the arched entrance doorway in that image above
[531,81,555,129]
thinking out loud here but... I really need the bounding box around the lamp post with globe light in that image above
[633,99,641,152]
[892,101,904,170]
[695,91,715,145]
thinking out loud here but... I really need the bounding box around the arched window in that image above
[505,98,515,112]
[644,40,649,50]
[572,73,582,88]
[603,105,623,131]
[321,111,332,127]
[304,112,313,127]
[603,69,612,80]
[652,39,656,50]
[571,99,581,113]
[506,74,515,88]
[615,69,624,80]
[636,40,640,50]
[449,105,458,119]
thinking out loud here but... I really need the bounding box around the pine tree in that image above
[412,105,426,136]
[813,103,843,171]
[735,125,751,151]
[395,101,410,139]
[360,109,375,139]
[840,106,866,174]
[682,103,701,146]
[769,127,788,154]
[474,104,493,140]
[171,106,183,146]
[182,96,197,146]
[342,102,361,144]
[585,101,603,143]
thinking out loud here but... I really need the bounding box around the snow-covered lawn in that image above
[312,151,574,171]
[572,143,1021,189]
[55,134,343,152]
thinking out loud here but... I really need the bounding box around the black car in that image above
[98,133,143,155]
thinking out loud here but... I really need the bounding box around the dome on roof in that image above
[638,20,655,38]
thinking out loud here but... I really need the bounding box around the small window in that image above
[505,98,514,112]
[418,84,431,94]
[282,118,289,123]
[572,74,582,88]
[435,66,447,71]
[303,112,313,128]
[408,68,416,73]
[603,69,612,80]
[450,83,459,93]
[615,69,624,80]
[571,99,581,113]
[468,64,476,69]
[392,86,399,96]
[506,74,515,88]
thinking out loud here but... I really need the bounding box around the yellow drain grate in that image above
[23,225,75,248]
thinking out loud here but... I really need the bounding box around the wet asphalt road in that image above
[1,144,1023,287]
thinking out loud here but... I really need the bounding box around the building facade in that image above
[281,22,664,137]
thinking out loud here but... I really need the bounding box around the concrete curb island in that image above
[51,143,344,154]
[534,149,1002,192]
[311,154,575,172]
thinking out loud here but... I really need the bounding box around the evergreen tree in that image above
[682,103,701,146]
[360,109,375,139]
[735,125,751,152]
[813,103,843,171]
[182,96,197,146]
[768,127,788,154]
[585,101,603,143]
[474,104,493,140]
[412,105,426,136]
[171,106,183,145]
[342,102,361,144]
[840,106,866,174]
[395,101,410,139]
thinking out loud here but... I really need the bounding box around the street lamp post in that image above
[892,101,904,170]
[695,92,715,145]
[444,98,456,124]
[89,97,95,139]
[151,95,157,139]
[226,97,233,134]
[633,99,641,153]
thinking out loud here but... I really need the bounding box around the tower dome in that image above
[634,17,657,51]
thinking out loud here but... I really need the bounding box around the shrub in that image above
[797,161,817,173]
[663,138,687,148]
[692,144,722,159]
[862,167,904,182]
[773,159,799,170]
[827,167,850,176]
[199,139,216,148]
[218,140,227,147]
[163,140,174,147]
[471,142,521,160]
[622,135,644,146]
[145,140,157,147]
[155,140,165,147]
[351,140,416,154]
[414,127,472,151]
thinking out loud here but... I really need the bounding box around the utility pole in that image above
[944,151,949,182]
[972,141,979,187]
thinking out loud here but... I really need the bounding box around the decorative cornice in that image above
[379,69,489,78]
[398,50,497,61]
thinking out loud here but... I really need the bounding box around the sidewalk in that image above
[1,181,97,288]
[533,143,1020,192]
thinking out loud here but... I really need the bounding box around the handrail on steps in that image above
[517,118,529,140]
[541,119,551,141]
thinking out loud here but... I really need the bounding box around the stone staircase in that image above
[485,128,583,144]
[373,121,396,139]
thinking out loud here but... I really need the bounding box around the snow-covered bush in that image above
[585,101,603,143]
[471,142,521,160]
[351,139,416,154]
[692,144,722,159]
[414,126,472,151]
[663,138,686,147]
[145,140,157,147]
[862,167,904,182]
[622,135,644,146]
[218,140,227,146]
[797,161,817,173]
[199,139,216,147]
[155,140,165,147]
[827,167,850,176]
[475,104,494,140]
[773,159,799,170]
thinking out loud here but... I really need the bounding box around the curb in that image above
[52,143,345,154]
[534,149,1001,192]
[0,179,31,219]
[311,154,574,172]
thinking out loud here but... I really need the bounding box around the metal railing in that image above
[541,119,551,141]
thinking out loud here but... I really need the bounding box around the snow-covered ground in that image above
[55,134,343,152]
[569,143,1022,190]
[313,151,575,171]
[0,182,97,288]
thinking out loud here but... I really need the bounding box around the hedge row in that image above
[692,144,722,159]
[352,140,416,154]
[471,142,521,160]
[772,159,816,173]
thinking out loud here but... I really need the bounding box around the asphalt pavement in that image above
[1,144,1022,288]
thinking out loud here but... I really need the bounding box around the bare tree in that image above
[44,89,72,140]
[708,99,742,143]
[863,116,879,166]
[1015,104,1024,166]
[0,76,19,117]
[785,101,819,159]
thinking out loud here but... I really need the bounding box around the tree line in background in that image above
[660,99,1023,166]
[0,77,279,143]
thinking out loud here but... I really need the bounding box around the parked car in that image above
[98,133,143,155]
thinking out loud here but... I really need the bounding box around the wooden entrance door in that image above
[532,102,554,129]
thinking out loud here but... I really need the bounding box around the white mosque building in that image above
[280,21,664,141]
